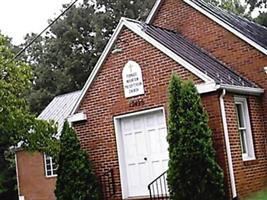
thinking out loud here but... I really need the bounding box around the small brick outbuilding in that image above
[15,91,81,200]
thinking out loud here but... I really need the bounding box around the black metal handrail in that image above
[148,170,169,200]
[99,169,116,199]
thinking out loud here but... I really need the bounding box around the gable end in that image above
[146,0,267,55]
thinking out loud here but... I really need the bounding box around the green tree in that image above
[246,0,267,12]
[55,122,101,200]
[21,0,155,114]
[167,74,225,200]
[206,0,267,27]
[0,33,59,199]
[206,0,250,16]
[255,12,267,27]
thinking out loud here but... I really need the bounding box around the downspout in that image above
[219,89,238,199]
[15,153,21,197]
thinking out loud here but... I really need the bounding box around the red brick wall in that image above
[152,0,267,130]
[202,92,267,199]
[73,24,267,199]
[151,0,267,197]
[16,151,56,200]
[74,28,204,200]
[201,92,267,199]
[223,94,267,198]
[201,92,232,198]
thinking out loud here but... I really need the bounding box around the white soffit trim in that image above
[71,18,215,114]
[68,112,87,123]
[184,0,267,56]
[196,82,218,94]
[146,0,163,24]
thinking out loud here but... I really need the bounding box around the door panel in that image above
[120,110,168,197]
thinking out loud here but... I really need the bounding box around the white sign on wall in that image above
[122,61,144,98]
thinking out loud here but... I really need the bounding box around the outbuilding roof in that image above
[38,90,81,133]
[143,23,258,88]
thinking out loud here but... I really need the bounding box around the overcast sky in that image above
[0,0,82,45]
[0,1,264,45]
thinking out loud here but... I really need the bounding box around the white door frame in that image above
[113,107,167,199]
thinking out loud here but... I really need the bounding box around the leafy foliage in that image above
[167,74,225,200]
[255,12,267,26]
[206,0,250,16]
[0,33,59,199]
[206,0,267,27]
[0,147,17,200]
[55,122,101,200]
[21,0,155,114]
[246,0,267,12]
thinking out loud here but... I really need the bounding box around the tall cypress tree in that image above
[167,74,225,200]
[55,122,101,200]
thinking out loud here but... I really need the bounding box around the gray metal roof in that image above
[38,90,81,133]
[190,0,267,50]
[142,23,258,88]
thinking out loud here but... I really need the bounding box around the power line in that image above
[13,0,79,61]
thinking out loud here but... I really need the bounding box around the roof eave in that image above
[196,83,264,95]
[68,112,87,123]
[10,146,23,153]
[219,84,264,95]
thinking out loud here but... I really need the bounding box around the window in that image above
[234,97,255,161]
[44,154,57,177]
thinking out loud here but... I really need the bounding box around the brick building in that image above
[16,0,267,199]
[15,91,81,200]
[69,0,267,199]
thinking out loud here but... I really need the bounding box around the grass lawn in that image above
[245,189,267,200]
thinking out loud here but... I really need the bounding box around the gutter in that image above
[220,84,264,96]
[219,89,237,199]
[197,83,264,95]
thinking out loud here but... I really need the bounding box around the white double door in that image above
[120,110,169,197]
